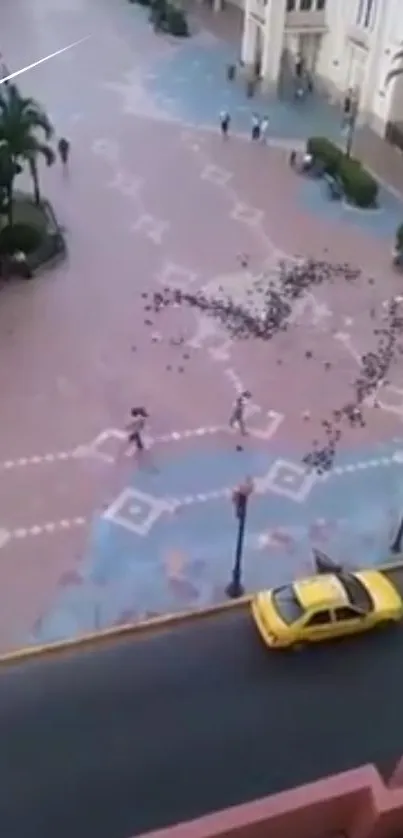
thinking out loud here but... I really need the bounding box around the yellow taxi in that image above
[251,568,403,649]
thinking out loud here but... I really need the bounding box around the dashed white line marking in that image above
[0,517,88,545]
[0,450,79,471]
[330,451,403,477]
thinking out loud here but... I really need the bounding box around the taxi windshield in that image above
[272,585,304,625]
[339,574,373,613]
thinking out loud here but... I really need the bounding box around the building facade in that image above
[240,0,403,137]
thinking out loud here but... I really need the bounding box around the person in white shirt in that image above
[260,116,269,143]
[126,407,148,452]
[229,391,251,435]
[251,114,260,141]
[220,110,230,138]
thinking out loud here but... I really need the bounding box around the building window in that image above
[286,0,296,10]
[316,0,326,9]
[356,0,377,29]
[300,0,312,11]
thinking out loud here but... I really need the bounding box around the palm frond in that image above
[25,140,55,167]
[24,109,54,138]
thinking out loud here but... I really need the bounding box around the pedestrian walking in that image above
[260,115,269,143]
[220,109,230,138]
[229,391,251,435]
[57,137,70,166]
[126,407,148,452]
[251,114,260,141]
[289,149,297,169]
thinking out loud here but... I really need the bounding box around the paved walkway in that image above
[192,2,403,198]
[1,0,403,651]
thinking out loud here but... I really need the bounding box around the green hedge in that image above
[396,223,403,250]
[0,222,42,255]
[306,137,341,176]
[132,0,189,35]
[307,136,378,208]
[165,5,189,35]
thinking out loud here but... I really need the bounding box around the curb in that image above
[0,596,252,667]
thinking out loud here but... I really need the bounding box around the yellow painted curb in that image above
[0,596,252,667]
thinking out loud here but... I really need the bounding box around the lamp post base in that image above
[225,579,245,599]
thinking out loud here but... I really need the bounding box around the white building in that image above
[240,0,403,137]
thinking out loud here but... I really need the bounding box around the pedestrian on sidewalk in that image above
[220,109,230,138]
[229,391,251,435]
[251,113,260,141]
[57,137,70,166]
[126,407,148,452]
[260,115,269,143]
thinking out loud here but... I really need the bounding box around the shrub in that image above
[396,223,403,250]
[306,136,342,175]
[338,157,378,208]
[0,222,42,255]
[307,135,379,208]
[165,5,189,36]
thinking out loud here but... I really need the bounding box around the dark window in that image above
[300,0,313,10]
[364,0,376,28]
[334,607,360,622]
[339,574,373,613]
[305,610,331,626]
[272,586,304,625]
[287,0,296,9]
[316,0,326,9]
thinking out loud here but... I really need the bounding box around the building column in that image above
[241,14,256,68]
[260,0,286,88]
[213,0,222,13]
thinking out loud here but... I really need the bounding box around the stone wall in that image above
[138,764,403,838]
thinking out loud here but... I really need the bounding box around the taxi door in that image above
[330,605,368,638]
[301,609,334,642]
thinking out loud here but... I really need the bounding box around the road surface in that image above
[1,609,403,838]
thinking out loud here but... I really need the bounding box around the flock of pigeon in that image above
[138,257,403,475]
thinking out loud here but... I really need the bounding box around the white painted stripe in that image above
[0,38,91,86]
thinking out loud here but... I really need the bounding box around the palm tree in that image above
[0,138,22,226]
[0,84,55,211]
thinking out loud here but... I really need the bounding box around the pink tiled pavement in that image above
[0,0,402,652]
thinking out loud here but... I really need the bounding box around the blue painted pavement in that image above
[298,176,403,240]
[33,439,403,644]
[141,34,403,233]
[145,38,343,140]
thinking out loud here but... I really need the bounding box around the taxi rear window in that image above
[272,586,304,624]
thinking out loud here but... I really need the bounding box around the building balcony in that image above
[248,0,266,25]
[347,24,370,51]
[285,9,327,33]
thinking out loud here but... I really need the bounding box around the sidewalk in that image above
[188,2,403,202]
[354,125,403,200]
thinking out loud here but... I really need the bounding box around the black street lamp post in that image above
[226,478,253,599]
[391,515,403,554]
[345,96,359,159]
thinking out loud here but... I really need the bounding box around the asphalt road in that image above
[1,610,403,838]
